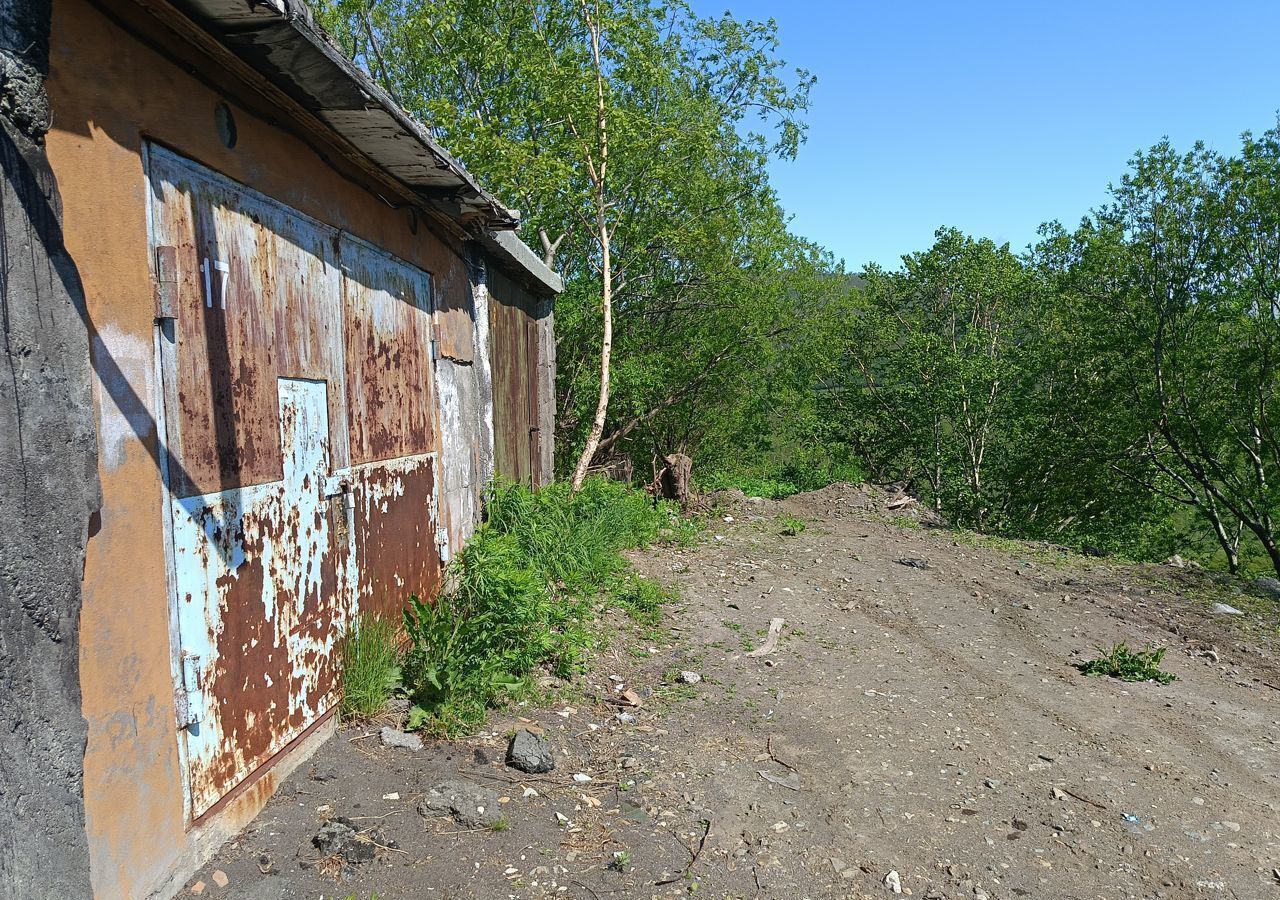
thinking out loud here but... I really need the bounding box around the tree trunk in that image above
[570,192,612,492]
[569,9,611,493]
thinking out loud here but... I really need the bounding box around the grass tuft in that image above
[1076,643,1177,685]
[338,614,401,719]
[775,514,806,536]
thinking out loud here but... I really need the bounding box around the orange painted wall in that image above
[44,0,471,894]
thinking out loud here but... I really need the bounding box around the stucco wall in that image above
[44,0,475,894]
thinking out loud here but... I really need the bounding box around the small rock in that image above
[572,773,592,783]
[677,671,702,685]
[507,729,556,774]
[190,882,205,896]
[984,778,1002,789]
[898,558,930,569]
[555,812,571,826]
[1051,787,1069,801]
[829,857,846,873]
[1212,602,1244,616]
[884,869,903,893]
[380,726,423,751]
[418,779,503,829]
[310,760,338,782]
[211,871,228,888]
[313,816,394,863]
[615,712,637,725]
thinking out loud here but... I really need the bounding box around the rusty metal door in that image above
[148,146,355,818]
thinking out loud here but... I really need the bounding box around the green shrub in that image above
[401,477,681,736]
[1076,643,1177,685]
[338,614,401,719]
[700,459,865,500]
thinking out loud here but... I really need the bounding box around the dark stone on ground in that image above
[507,728,556,774]
[418,779,503,829]
[310,761,338,782]
[312,817,395,864]
[899,557,931,569]
[473,747,491,766]
[1248,577,1280,601]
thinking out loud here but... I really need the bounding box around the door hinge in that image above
[153,245,179,321]
[177,653,204,729]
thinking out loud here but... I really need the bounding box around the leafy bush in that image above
[338,614,402,719]
[1076,643,1177,685]
[701,458,864,500]
[401,477,683,736]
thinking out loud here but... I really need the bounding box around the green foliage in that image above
[337,615,401,720]
[701,457,865,500]
[401,478,679,736]
[314,0,833,485]
[701,471,799,499]
[1076,644,1177,685]
[610,572,670,626]
[775,514,806,537]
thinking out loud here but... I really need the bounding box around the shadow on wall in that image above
[0,119,98,894]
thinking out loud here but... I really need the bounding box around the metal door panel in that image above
[171,378,344,816]
[148,147,446,819]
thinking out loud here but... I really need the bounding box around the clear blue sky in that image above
[688,0,1280,271]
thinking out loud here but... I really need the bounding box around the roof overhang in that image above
[167,0,521,232]
[478,230,564,297]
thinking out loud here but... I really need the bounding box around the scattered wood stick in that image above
[767,735,797,772]
[747,618,785,657]
[1061,788,1107,810]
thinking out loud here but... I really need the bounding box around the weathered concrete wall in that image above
[0,0,99,894]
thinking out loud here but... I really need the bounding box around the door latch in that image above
[177,653,204,729]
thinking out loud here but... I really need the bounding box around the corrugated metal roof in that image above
[166,0,561,291]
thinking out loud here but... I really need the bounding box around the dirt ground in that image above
[185,484,1280,900]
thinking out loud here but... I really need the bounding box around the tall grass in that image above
[338,614,401,719]
[401,477,682,736]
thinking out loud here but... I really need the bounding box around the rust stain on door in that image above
[149,146,449,818]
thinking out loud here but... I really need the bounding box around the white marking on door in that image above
[201,258,230,310]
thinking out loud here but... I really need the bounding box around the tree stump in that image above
[656,453,692,507]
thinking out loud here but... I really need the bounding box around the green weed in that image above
[1076,643,1177,685]
[775,514,806,536]
[401,478,683,736]
[611,573,671,626]
[337,614,401,719]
